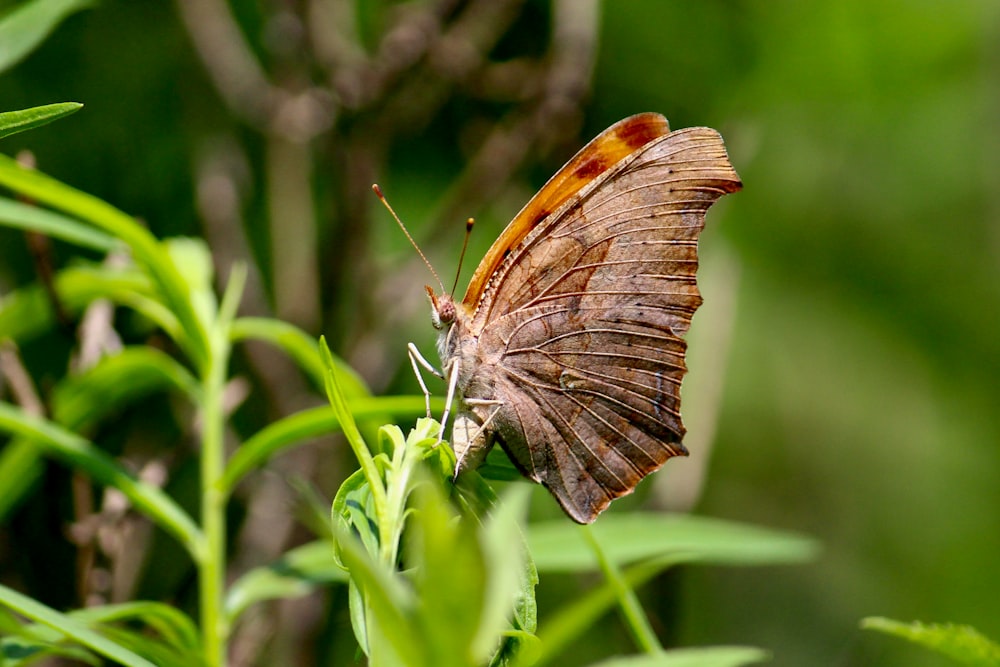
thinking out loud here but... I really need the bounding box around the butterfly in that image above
[420,113,741,523]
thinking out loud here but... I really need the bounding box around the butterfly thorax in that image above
[428,292,483,395]
[427,290,500,471]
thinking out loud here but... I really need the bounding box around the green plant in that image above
[0,4,819,664]
[0,133,425,666]
[0,113,818,666]
[862,618,1000,667]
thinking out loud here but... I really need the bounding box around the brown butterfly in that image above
[421,113,741,523]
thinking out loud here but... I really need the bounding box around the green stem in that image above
[580,524,662,654]
[197,267,245,667]
[198,332,229,667]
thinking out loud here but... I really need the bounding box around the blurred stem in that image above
[580,524,661,654]
[173,0,277,127]
[198,267,246,667]
[267,136,319,331]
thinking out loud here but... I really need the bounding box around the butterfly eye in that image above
[426,287,456,329]
[437,297,457,326]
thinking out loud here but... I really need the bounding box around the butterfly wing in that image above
[468,125,741,523]
[462,113,671,314]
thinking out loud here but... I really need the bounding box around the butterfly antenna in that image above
[372,184,445,293]
[450,217,475,296]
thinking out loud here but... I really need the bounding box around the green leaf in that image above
[0,195,113,249]
[52,347,200,429]
[320,337,386,520]
[585,647,770,667]
[0,264,165,345]
[0,635,98,665]
[475,484,534,663]
[407,474,485,667]
[225,540,348,624]
[68,603,200,656]
[230,317,370,396]
[76,625,192,667]
[164,237,216,331]
[0,348,197,522]
[580,525,660,653]
[333,468,381,567]
[0,437,45,519]
[861,617,1000,666]
[0,155,210,369]
[528,513,819,573]
[0,103,82,140]
[220,397,430,496]
[0,0,94,73]
[0,583,157,667]
[334,524,423,666]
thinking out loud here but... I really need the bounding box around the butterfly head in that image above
[425,285,457,330]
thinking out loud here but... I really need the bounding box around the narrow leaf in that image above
[53,347,200,429]
[230,317,370,396]
[0,264,172,346]
[70,602,201,655]
[0,583,157,667]
[586,647,770,667]
[581,524,660,653]
[0,438,44,519]
[0,103,83,140]
[334,525,423,665]
[225,541,347,623]
[0,155,210,369]
[0,195,112,249]
[220,396,431,495]
[0,635,98,665]
[475,484,533,662]
[861,617,1000,666]
[0,0,93,73]
[528,513,819,573]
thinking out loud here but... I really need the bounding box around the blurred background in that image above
[1,0,999,665]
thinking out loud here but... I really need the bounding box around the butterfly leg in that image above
[453,400,502,477]
[407,342,443,418]
[464,399,503,445]
[463,399,504,450]
[439,356,461,445]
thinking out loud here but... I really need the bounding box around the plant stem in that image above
[199,266,246,666]
[199,329,230,667]
[580,524,662,654]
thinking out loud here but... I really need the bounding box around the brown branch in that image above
[173,0,281,128]
[0,341,44,416]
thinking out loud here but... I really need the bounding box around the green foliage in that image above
[0,103,82,141]
[0,0,92,74]
[0,583,159,667]
[528,514,819,572]
[862,618,1000,666]
[6,0,994,665]
[586,648,769,667]
[324,352,536,667]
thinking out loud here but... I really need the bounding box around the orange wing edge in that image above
[461,113,673,308]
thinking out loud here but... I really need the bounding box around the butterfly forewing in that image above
[462,113,671,312]
[465,124,741,523]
